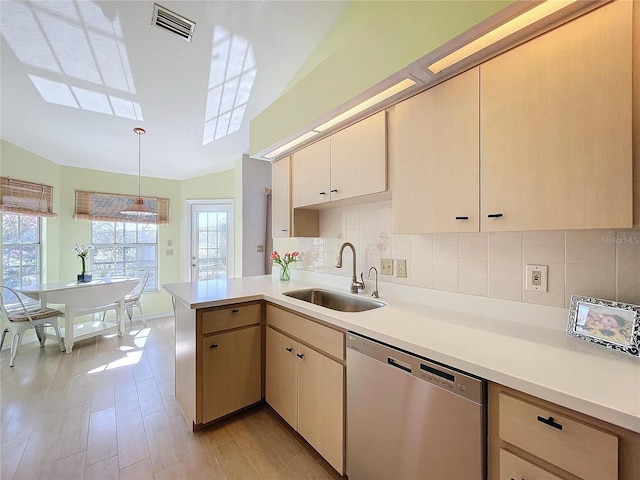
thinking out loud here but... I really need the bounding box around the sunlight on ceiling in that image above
[2,1,142,120]
[202,26,256,145]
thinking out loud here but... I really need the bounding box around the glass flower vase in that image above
[279,264,291,281]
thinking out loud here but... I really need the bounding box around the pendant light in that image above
[121,127,156,216]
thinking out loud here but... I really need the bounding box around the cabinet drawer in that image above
[499,393,618,480]
[266,304,344,360]
[201,303,261,335]
[499,449,563,480]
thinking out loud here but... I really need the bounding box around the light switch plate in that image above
[525,264,548,292]
[396,259,407,278]
[380,258,394,275]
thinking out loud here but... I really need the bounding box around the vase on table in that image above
[77,255,92,282]
[279,264,291,282]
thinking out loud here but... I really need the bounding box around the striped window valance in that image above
[0,177,58,217]
[74,191,169,225]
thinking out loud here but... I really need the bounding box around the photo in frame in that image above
[567,295,640,357]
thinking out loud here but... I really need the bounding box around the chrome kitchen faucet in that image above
[336,242,365,294]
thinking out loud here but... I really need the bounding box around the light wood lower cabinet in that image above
[173,301,263,430]
[489,383,640,480]
[265,304,345,475]
[499,449,563,480]
[201,325,262,424]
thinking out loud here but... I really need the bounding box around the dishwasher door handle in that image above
[387,356,412,373]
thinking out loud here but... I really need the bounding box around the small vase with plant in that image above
[271,251,298,281]
[74,243,93,282]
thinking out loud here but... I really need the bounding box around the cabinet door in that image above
[272,156,291,238]
[330,111,387,202]
[499,449,564,480]
[201,326,262,424]
[297,346,344,475]
[265,327,298,429]
[393,68,479,233]
[480,1,633,231]
[292,137,331,207]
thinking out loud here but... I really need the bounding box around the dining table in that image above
[18,277,139,353]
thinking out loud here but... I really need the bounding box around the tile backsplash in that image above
[275,201,640,308]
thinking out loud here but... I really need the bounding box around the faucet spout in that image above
[336,242,364,293]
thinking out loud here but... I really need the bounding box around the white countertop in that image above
[163,274,640,433]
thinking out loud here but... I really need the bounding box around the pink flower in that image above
[270,250,298,267]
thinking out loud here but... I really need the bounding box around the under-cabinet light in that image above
[314,78,416,132]
[264,131,319,160]
[262,77,415,160]
[428,0,577,74]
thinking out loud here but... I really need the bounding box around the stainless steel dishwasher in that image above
[346,332,486,480]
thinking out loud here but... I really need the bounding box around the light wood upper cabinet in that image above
[273,156,320,238]
[393,67,479,234]
[480,0,633,231]
[292,111,387,208]
[272,156,291,238]
[330,111,387,201]
[293,137,331,208]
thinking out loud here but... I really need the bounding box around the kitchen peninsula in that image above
[164,274,640,478]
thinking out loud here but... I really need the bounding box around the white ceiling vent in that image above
[152,4,195,42]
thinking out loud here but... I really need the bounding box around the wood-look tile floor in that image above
[1,317,344,480]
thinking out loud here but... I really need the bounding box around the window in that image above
[90,221,158,290]
[2,213,42,292]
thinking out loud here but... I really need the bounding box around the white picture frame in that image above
[567,295,640,357]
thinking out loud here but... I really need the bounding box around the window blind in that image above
[74,191,169,225]
[0,177,58,217]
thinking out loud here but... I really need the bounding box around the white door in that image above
[188,201,234,281]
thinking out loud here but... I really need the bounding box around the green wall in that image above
[250,0,513,155]
[0,139,236,316]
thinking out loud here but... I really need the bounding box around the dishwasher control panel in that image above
[347,332,484,404]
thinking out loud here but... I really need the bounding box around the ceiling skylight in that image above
[202,26,256,145]
[1,1,142,120]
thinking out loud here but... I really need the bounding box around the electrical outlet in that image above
[525,264,548,292]
[396,259,407,278]
[380,258,394,275]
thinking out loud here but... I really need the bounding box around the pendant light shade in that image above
[121,127,156,217]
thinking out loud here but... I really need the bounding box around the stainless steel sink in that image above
[283,288,386,312]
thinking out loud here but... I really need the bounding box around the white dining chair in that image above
[0,285,65,367]
[124,271,149,326]
[101,271,149,326]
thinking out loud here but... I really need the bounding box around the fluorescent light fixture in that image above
[314,78,416,132]
[428,0,577,74]
[264,131,319,160]
[262,77,416,159]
